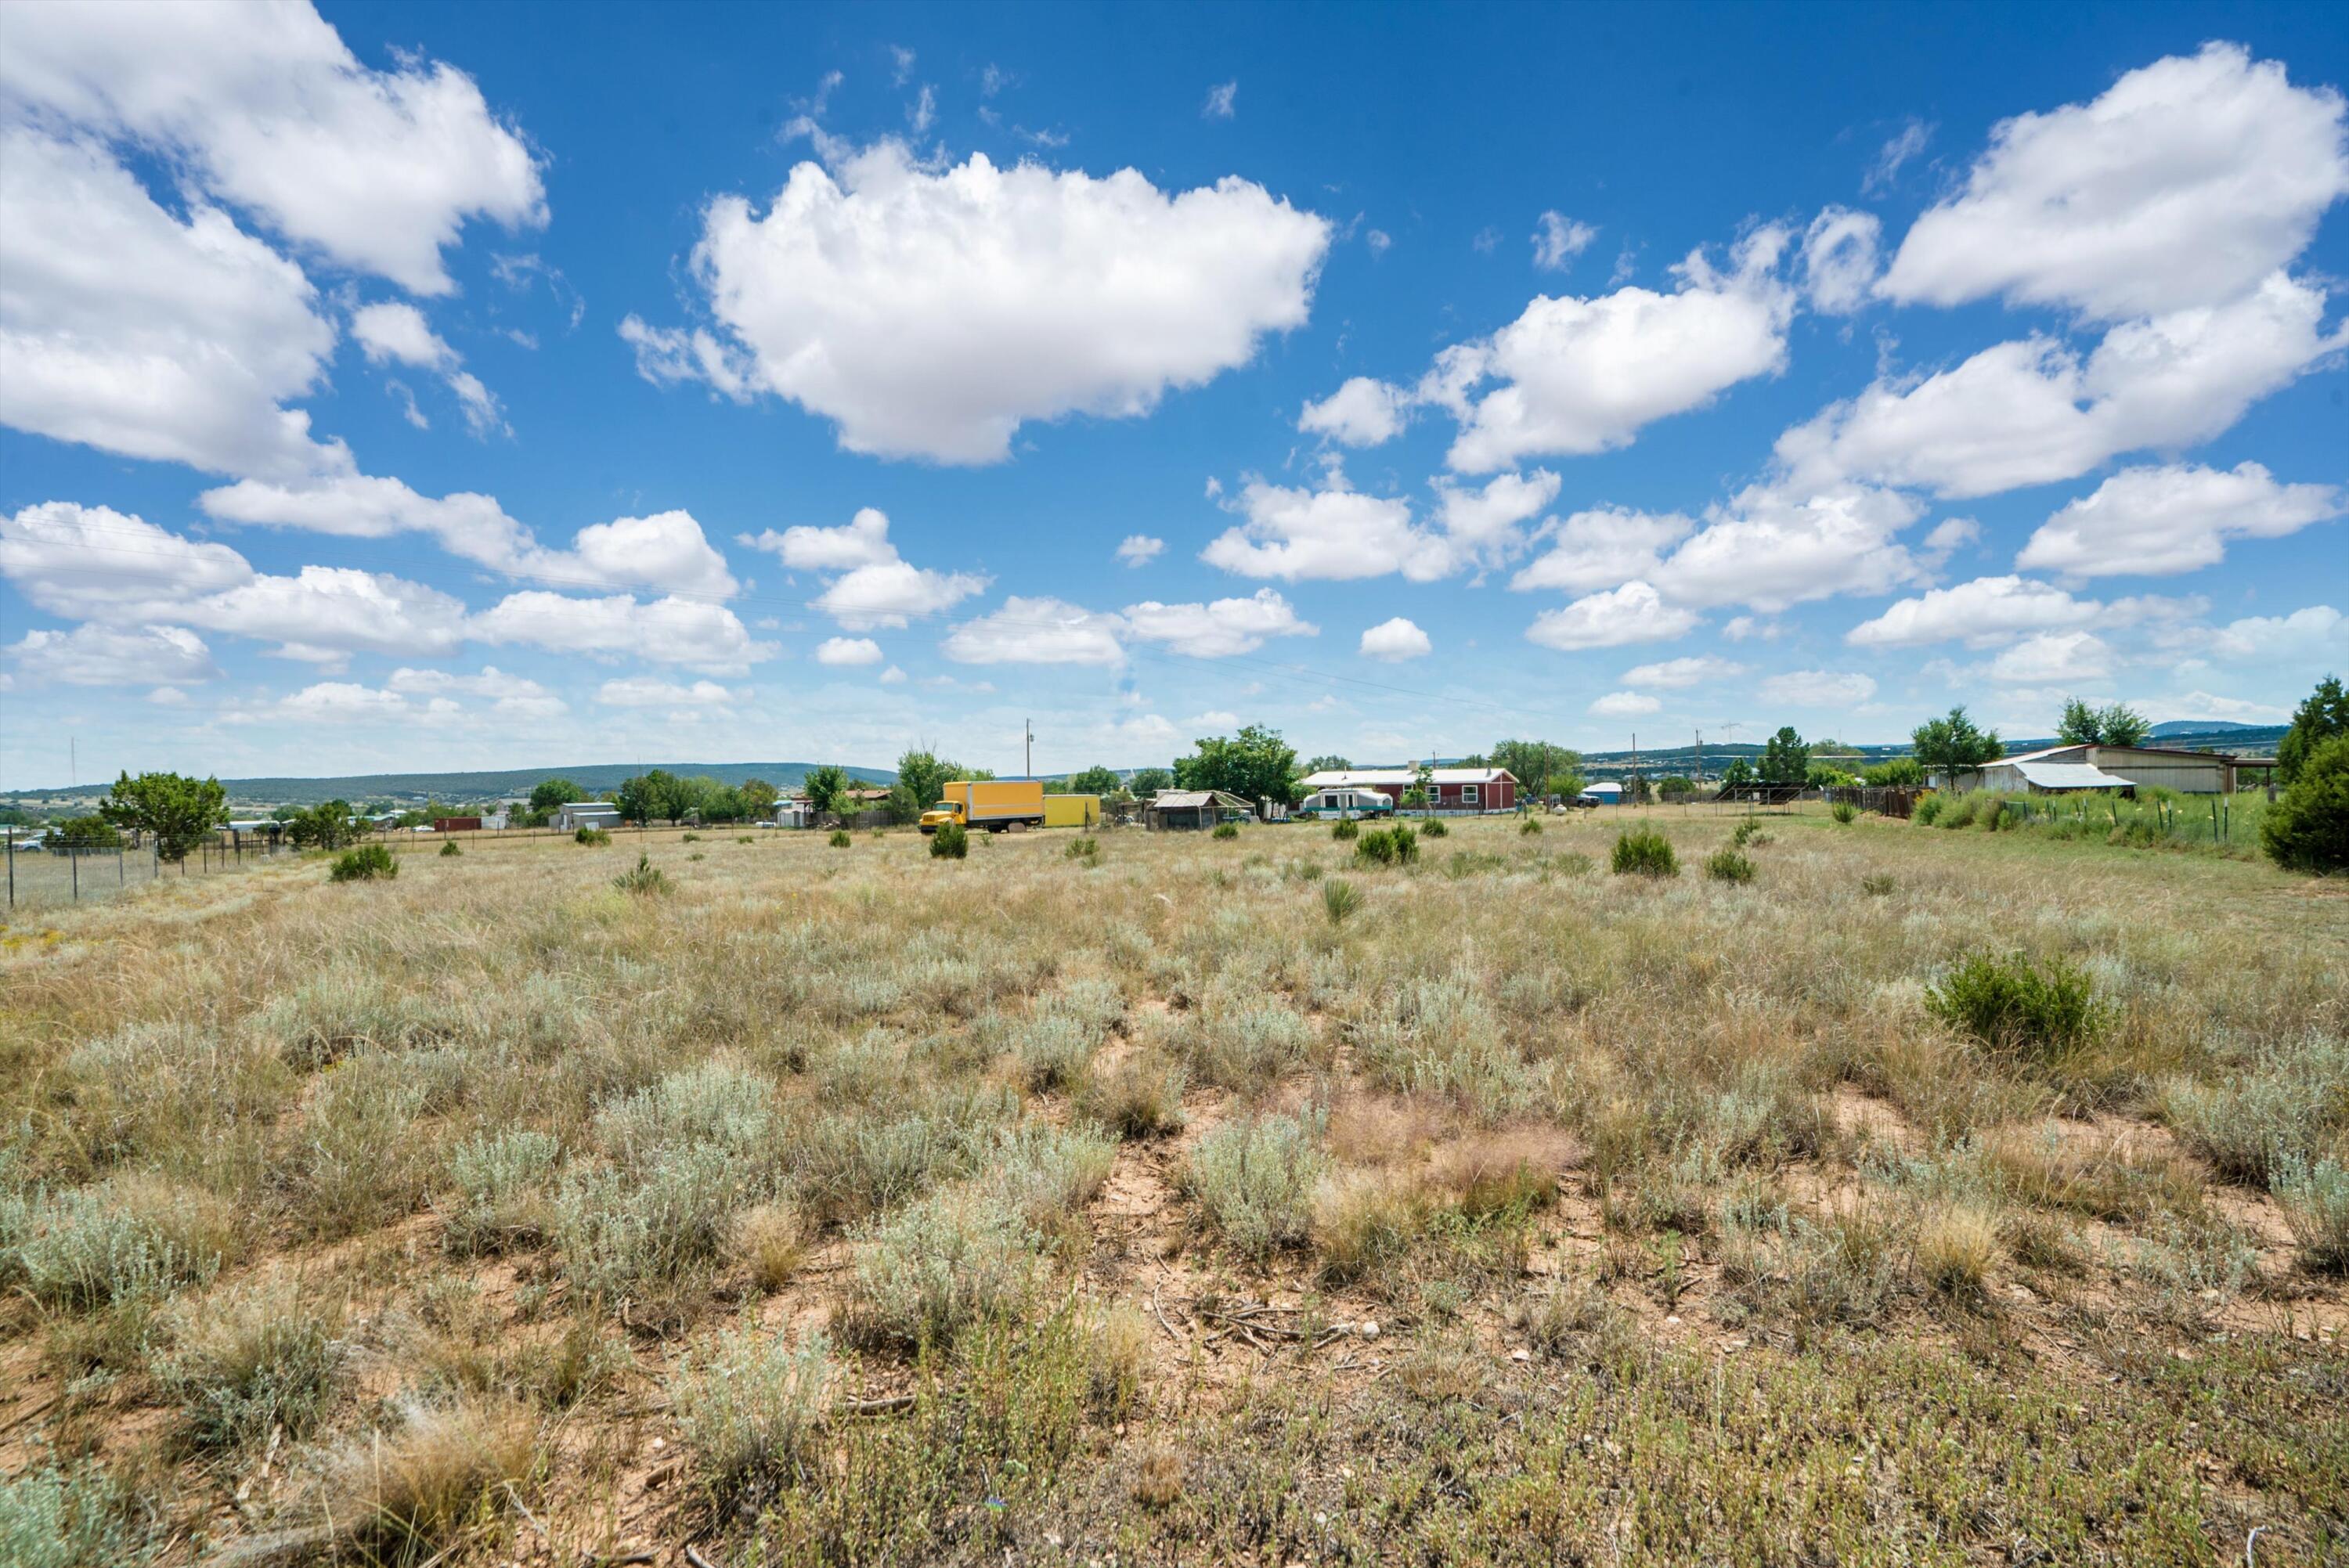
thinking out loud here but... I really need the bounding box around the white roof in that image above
[563,802,620,813]
[2008,760,2132,790]
[1582,781,1623,794]
[1300,767,1512,788]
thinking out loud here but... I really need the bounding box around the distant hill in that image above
[2149,719,2267,737]
[2,761,897,809]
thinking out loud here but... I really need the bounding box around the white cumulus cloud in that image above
[1846,575,2098,650]
[2019,462,2341,579]
[1116,535,1165,567]
[1298,376,1409,447]
[1758,669,1878,706]
[1358,618,1431,661]
[1620,654,1750,689]
[1525,580,1698,651]
[1589,690,1661,717]
[815,636,884,666]
[637,142,1330,462]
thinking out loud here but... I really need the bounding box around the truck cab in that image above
[918,780,1047,834]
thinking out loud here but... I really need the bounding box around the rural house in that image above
[1297,766,1517,813]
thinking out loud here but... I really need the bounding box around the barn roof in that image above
[2007,761,2133,791]
[1151,790,1251,809]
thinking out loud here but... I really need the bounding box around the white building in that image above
[554,802,622,831]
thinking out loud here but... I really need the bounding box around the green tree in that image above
[1304,754,1351,773]
[52,814,119,848]
[1862,757,1925,788]
[97,770,226,861]
[1806,762,1860,788]
[739,778,779,820]
[1721,758,1757,788]
[287,800,358,850]
[529,777,584,816]
[2279,675,2349,785]
[2056,697,2151,748]
[1173,724,1301,806]
[615,770,680,824]
[1911,706,2003,789]
[1759,726,1810,786]
[1402,760,1434,809]
[1063,764,1120,796]
[2262,732,2349,874]
[889,750,963,824]
[1127,766,1173,798]
[802,765,853,820]
[1487,740,1584,801]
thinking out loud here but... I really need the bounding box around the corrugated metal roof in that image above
[1301,768,1513,788]
[1150,790,1250,809]
[2008,761,2132,790]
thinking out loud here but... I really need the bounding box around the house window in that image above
[1461,784,1480,806]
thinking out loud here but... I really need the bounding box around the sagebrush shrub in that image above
[929,820,969,859]
[13,1176,233,1308]
[2157,1033,2348,1187]
[1924,952,2108,1062]
[2273,1152,2349,1271]
[667,1326,832,1504]
[844,1189,1038,1348]
[153,1278,343,1449]
[1075,1053,1186,1139]
[554,1144,752,1309]
[329,842,397,882]
[441,1129,561,1255]
[1184,1111,1326,1260]
[1611,827,1677,878]
[0,1458,152,1568]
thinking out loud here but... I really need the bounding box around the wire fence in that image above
[2,836,302,911]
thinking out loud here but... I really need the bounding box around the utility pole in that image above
[1694,729,1704,787]
[1024,719,1034,780]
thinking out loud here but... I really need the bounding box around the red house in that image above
[1297,767,1517,813]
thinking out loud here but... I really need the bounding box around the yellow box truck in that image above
[919,780,1045,834]
[1044,794,1100,829]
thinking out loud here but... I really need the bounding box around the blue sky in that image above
[2,0,2345,788]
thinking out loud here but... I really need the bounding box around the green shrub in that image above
[1705,848,1755,883]
[667,1326,832,1505]
[829,829,853,848]
[554,1144,754,1310]
[1353,824,1419,867]
[738,834,756,844]
[1611,827,1678,878]
[438,840,462,858]
[2156,1034,2348,1187]
[1861,873,1896,896]
[1519,816,1542,835]
[1065,835,1099,863]
[1320,876,1363,925]
[1911,795,1943,826]
[1831,801,1858,824]
[681,832,701,842]
[1924,952,2108,1062]
[1420,816,1449,838]
[1330,817,1359,841]
[2262,732,2349,874]
[329,842,397,882]
[13,1177,233,1308]
[575,826,612,845]
[1184,1111,1326,1260]
[2274,1152,2349,1272]
[1075,1053,1186,1139]
[929,820,969,859]
[612,852,669,895]
[1212,820,1239,840]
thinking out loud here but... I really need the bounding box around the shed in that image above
[768,800,814,829]
[1146,789,1252,831]
[432,816,483,833]
[1976,759,2133,794]
[1579,781,1625,805]
[554,802,622,831]
[1297,766,1517,813]
[1963,744,2238,795]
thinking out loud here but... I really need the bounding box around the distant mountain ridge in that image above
[3,761,897,808]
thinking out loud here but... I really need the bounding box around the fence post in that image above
[5,834,12,909]
[118,845,124,886]
[71,848,79,901]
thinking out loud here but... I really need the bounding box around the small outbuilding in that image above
[1960,744,2239,795]
[1146,789,1253,831]
[1579,781,1625,806]
[554,802,622,831]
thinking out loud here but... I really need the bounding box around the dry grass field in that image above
[2,807,2344,1566]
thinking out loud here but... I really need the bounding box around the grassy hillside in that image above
[2,760,897,808]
